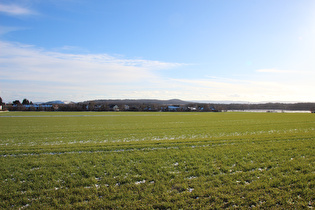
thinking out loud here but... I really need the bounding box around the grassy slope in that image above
[0,112,314,209]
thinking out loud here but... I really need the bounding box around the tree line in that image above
[1,97,315,112]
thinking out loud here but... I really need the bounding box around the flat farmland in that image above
[0,112,314,209]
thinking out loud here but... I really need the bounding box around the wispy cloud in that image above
[0,41,183,83]
[0,41,184,101]
[0,3,36,16]
[1,41,314,103]
[0,26,27,35]
[256,68,298,74]
[170,72,315,102]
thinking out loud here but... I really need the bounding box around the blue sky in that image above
[1,0,315,103]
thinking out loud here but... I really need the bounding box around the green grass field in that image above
[0,112,314,209]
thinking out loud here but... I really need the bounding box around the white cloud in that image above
[256,68,314,81]
[0,26,28,35]
[256,68,297,74]
[0,41,182,83]
[0,3,36,16]
[169,74,315,102]
[1,41,314,103]
[0,41,185,102]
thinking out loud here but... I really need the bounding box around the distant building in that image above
[12,104,53,110]
[168,105,180,111]
[112,105,119,111]
[188,107,197,111]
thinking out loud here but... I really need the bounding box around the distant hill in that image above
[83,99,193,105]
[43,100,74,105]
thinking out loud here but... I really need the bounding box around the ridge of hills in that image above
[40,99,315,109]
[82,99,193,105]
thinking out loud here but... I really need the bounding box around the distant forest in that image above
[1,97,315,112]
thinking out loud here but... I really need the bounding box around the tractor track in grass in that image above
[1,136,313,157]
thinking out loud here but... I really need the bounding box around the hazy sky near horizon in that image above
[1,0,315,103]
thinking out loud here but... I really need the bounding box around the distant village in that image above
[1,98,220,112]
[1,97,315,113]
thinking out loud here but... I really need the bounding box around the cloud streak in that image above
[0,3,36,16]
[256,69,298,74]
[0,26,28,35]
[0,41,185,101]
[0,41,183,83]
[1,41,314,103]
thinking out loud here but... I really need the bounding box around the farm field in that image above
[0,111,314,209]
